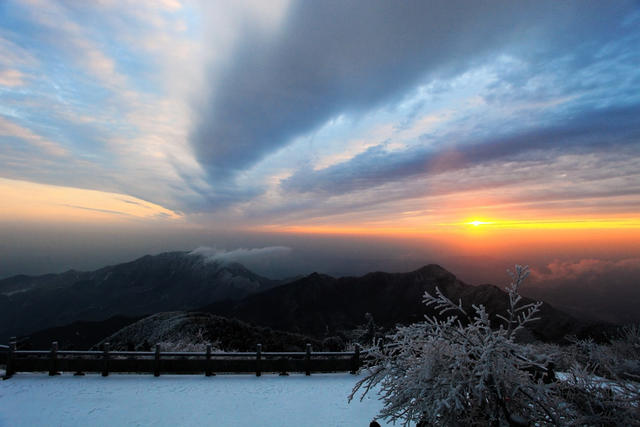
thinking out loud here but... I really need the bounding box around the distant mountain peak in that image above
[306,271,334,281]
[414,263,456,277]
[0,251,281,342]
[202,262,593,342]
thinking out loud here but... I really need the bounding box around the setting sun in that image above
[466,220,494,227]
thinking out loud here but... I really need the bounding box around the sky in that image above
[1,1,639,322]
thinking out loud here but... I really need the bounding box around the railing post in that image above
[3,341,16,380]
[74,344,86,375]
[102,343,110,377]
[205,344,214,377]
[49,341,59,376]
[305,343,312,376]
[350,344,360,375]
[256,344,262,377]
[278,357,289,376]
[154,344,161,377]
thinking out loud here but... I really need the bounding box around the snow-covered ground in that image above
[0,373,388,427]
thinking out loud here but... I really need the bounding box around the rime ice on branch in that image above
[351,265,558,426]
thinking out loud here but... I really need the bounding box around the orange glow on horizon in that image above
[459,218,640,230]
[251,218,640,260]
[254,216,640,236]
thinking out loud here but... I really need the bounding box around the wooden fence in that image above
[1,341,362,380]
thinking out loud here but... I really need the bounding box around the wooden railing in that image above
[1,341,362,379]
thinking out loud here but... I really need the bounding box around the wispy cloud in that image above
[0,177,182,222]
[0,69,25,87]
[0,0,208,212]
[0,116,68,156]
[190,246,292,265]
[281,103,640,196]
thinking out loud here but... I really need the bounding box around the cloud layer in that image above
[528,258,640,324]
[192,1,625,175]
[0,0,639,229]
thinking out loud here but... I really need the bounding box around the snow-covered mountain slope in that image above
[95,311,320,352]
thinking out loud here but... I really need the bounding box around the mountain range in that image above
[1,251,611,348]
[202,264,596,342]
[0,251,279,342]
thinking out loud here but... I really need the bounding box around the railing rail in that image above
[1,340,365,380]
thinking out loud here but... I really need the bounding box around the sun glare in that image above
[460,218,640,230]
[467,220,493,227]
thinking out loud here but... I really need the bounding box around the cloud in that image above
[190,0,631,183]
[531,258,640,283]
[0,69,25,87]
[0,0,211,212]
[189,246,292,265]
[280,102,640,196]
[19,0,129,91]
[0,177,182,222]
[527,257,640,324]
[1,0,638,225]
[0,116,68,156]
[0,35,38,68]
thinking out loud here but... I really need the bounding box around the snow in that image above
[0,373,388,427]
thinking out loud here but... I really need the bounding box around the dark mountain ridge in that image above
[4,255,611,348]
[202,264,599,342]
[17,315,142,350]
[0,251,279,341]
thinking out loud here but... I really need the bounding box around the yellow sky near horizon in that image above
[255,217,640,235]
[2,177,639,260]
[252,215,640,258]
[0,178,182,223]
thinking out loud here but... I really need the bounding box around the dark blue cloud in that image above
[280,103,640,196]
[191,0,632,181]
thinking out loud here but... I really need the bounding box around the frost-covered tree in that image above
[156,328,221,352]
[350,265,640,425]
[554,326,640,425]
[350,265,560,426]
